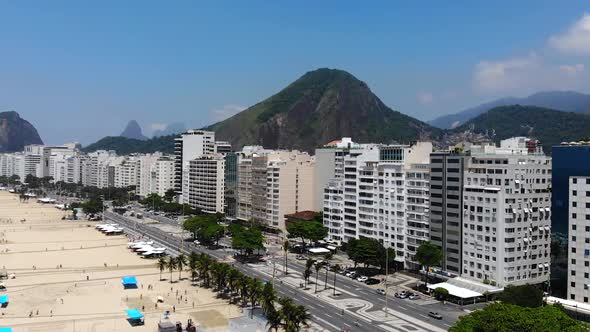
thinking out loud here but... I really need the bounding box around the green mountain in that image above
[206,68,439,152]
[450,105,590,152]
[84,68,440,154]
[82,135,175,154]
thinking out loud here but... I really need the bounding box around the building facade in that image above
[187,155,225,213]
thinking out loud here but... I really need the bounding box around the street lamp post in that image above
[385,245,389,317]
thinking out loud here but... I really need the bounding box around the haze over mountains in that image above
[429,91,590,129]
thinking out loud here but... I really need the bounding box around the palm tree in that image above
[314,263,323,293]
[226,268,239,295]
[197,253,212,287]
[331,264,341,296]
[157,257,167,281]
[266,307,282,332]
[283,240,289,275]
[176,253,186,280]
[292,304,311,331]
[167,256,177,283]
[324,253,333,290]
[304,258,314,289]
[237,275,250,304]
[260,282,277,315]
[188,251,198,282]
[248,278,263,318]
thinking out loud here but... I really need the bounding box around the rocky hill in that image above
[206,68,440,152]
[120,120,147,140]
[0,111,43,152]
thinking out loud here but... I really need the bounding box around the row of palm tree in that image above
[156,252,310,331]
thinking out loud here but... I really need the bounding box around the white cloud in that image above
[559,63,585,75]
[549,13,590,54]
[210,104,246,122]
[417,92,434,105]
[473,53,540,94]
[150,123,167,131]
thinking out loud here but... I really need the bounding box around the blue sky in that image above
[1,1,590,145]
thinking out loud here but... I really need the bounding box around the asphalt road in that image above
[105,211,461,331]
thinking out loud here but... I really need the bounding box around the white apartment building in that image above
[322,140,432,269]
[81,150,118,188]
[137,153,164,197]
[174,130,216,203]
[187,155,225,213]
[567,176,590,303]
[149,157,175,197]
[113,157,140,188]
[461,138,551,287]
[242,150,317,231]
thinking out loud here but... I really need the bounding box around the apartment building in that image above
[241,150,316,230]
[236,146,271,221]
[460,137,551,287]
[187,155,225,213]
[429,151,466,274]
[174,130,215,200]
[322,140,432,269]
[148,156,175,197]
[566,176,590,303]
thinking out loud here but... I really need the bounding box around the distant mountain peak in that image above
[429,90,590,129]
[120,120,147,140]
[0,111,43,152]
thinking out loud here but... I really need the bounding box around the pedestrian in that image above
[192,302,194,308]
[142,305,145,311]
[61,298,63,304]
[173,305,175,312]
[50,310,53,317]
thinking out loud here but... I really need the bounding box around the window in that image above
[573,178,578,184]
[587,178,590,185]
[571,294,576,300]
[573,213,577,219]
[573,201,578,207]
[573,190,578,196]
[572,270,577,276]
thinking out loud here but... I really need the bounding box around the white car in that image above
[356,276,368,282]
[193,240,201,245]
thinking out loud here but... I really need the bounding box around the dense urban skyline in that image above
[2,2,590,145]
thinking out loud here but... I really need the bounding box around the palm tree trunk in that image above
[284,253,288,275]
[324,269,328,289]
[315,271,319,293]
[333,272,337,296]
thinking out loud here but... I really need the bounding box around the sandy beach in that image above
[0,191,241,332]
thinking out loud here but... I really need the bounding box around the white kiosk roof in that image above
[427,282,482,299]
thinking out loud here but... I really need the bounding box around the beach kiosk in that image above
[0,327,13,332]
[0,295,8,308]
[122,276,138,289]
[126,308,145,326]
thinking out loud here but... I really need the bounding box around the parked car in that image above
[409,293,420,300]
[356,276,368,282]
[193,240,201,245]
[365,278,380,285]
[295,255,306,260]
[428,312,442,320]
[376,288,386,295]
[346,271,358,278]
[395,291,409,299]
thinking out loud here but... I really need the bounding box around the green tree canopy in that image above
[450,303,589,332]
[415,241,442,269]
[499,284,544,308]
[287,220,328,244]
[231,224,265,255]
[346,237,393,270]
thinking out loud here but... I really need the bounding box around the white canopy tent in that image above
[427,282,483,305]
[306,247,330,254]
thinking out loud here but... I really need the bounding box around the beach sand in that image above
[0,191,242,332]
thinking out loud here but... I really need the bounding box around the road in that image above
[106,211,461,331]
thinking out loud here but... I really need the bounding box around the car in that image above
[295,255,306,260]
[428,312,442,320]
[395,291,409,299]
[365,278,380,285]
[356,276,369,282]
[376,289,386,295]
[409,294,420,300]
[193,240,201,245]
[347,271,358,278]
